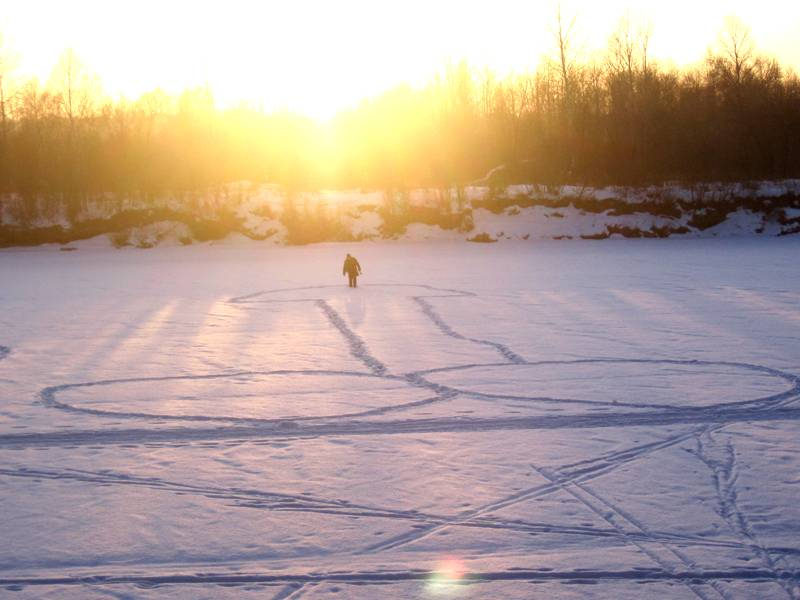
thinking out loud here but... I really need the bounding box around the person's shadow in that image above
[346,291,366,328]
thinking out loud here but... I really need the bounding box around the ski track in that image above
[414,358,800,412]
[556,460,741,600]
[412,296,526,364]
[1,567,798,588]
[31,284,800,433]
[532,464,720,600]
[314,299,388,375]
[269,583,306,600]
[4,284,800,594]
[6,406,800,449]
[33,355,800,437]
[356,421,724,556]
[510,392,800,599]
[4,464,782,559]
[690,433,800,600]
[227,283,477,305]
[39,369,451,425]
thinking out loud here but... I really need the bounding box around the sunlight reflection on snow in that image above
[426,558,467,596]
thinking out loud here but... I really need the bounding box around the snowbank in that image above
[2,179,799,248]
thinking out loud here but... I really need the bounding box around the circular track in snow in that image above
[420,359,800,411]
[43,370,439,423]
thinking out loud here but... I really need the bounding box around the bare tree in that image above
[0,32,19,145]
[718,16,755,86]
[608,14,636,81]
[552,4,577,103]
[639,21,652,77]
[0,35,7,143]
[608,14,653,81]
[50,48,98,127]
[478,67,495,118]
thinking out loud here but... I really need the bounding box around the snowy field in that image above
[1,238,799,599]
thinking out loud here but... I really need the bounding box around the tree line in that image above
[0,15,799,222]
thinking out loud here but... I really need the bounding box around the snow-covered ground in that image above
[1,239,799,599]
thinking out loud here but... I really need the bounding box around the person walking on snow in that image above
[343,253,362,288]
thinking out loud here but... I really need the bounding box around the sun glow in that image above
[2,0,799,120]
[426,558,468,595]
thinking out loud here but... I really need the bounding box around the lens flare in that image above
[426,558,467,596]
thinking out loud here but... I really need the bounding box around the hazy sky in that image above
[1,0,799,118]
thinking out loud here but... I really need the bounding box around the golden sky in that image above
[1,0,799,119]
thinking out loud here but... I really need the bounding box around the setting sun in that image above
[2,0,799,118]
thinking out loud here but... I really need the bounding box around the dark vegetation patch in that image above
[281,199,354,245]
[581,224,693,240]
[109,229,131,248]
[474,189,800,222]
[468,232,497,243]
[473,190,685,218]
[0,207,248,248]
[251,204,276,219]
[777,210,800,227]
[652,225,691,236]
[779,223,800,236]
[606,224,691,238]
[687,208,732,231]
[379,205,474,238]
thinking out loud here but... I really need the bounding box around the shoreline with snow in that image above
[2,180,800,249]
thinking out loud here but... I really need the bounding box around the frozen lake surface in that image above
[1,239,799,599]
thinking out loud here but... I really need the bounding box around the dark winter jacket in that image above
[343,255,361,276]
